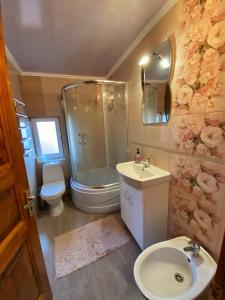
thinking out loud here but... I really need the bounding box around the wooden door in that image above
[215,233,225,289]
[0,11,52,300]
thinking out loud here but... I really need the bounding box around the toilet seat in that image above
[41,181,65,201]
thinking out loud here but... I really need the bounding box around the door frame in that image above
[215,234,225,289]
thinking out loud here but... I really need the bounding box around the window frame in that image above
[31,117,64,160]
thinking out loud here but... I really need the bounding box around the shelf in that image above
[16,112,28,118]
[23,147,32,151]
[18,126,29,130]
[21,137,32,141]
[13,97,26,106]
[23,148,33,157]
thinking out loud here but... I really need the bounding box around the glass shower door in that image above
[76,83,107,186]
[102,84,128,167]
[63,81,128,187]
[63,87,86,184]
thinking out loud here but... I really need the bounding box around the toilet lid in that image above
[41,181,65,199]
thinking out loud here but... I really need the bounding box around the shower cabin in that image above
[62,81,128,213]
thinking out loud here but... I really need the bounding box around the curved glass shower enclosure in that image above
[62,81,128,214]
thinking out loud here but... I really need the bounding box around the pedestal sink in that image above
[134,236,217,300]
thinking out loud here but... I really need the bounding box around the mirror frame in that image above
[141,35,175,125]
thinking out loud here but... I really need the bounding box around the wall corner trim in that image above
[105,0,177,79]
[5,46,23,74]
[20,71,106,81]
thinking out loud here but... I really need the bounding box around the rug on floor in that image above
[54,215,130,278]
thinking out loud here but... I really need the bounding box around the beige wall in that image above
[110,5,176,167]
[111,1,225,261]
[6,61,73,187]
[7,60,23,100]
[111,5,175,155]
[19,75,79,185]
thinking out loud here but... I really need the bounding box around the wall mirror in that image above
[141,39,172,124]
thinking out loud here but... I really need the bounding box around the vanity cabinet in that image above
[120,180,143,247]
[120,178,169,250]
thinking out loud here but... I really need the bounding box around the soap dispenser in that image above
[135,148,141,164]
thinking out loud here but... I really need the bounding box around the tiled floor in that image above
[37,195,143,300]
[37,195,224,300]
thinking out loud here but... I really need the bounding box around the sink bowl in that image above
[134,236,217,300]
[116,161,170,187]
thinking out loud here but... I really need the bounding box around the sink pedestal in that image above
[119,175,169,250]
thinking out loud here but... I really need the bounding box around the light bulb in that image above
[160,58,170,68]
[138,55,150,66]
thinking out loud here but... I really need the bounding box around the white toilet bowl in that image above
[40,163,66,216]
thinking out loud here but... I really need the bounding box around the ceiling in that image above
[1,0,168,77]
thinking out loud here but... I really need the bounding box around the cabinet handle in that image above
[78,133,82,145]
[83,133,87,145]
[129,195,134,206]
[125,191,129,200]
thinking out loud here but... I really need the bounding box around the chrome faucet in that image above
[183,239,200,257]
[141,158,151,170]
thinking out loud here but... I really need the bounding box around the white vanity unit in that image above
[116,161,170,250]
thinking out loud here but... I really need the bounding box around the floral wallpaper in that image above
[169,155,225,254]
[172,112,225,158]
[173,0,225,115]
[169,0,225,258]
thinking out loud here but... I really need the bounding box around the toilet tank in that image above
[43,163,64,184]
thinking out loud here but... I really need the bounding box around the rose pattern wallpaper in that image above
[173,0,225,115]
[172,112,225,159]
[169,0,225,258]
[169,155,225,254]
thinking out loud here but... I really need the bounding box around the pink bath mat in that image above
[54,215,130,278]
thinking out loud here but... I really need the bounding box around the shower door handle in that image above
[83,133,87,145]
[78,133,82,145]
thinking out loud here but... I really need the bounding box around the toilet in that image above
[40,163,66,216]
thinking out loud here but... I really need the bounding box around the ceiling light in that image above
[160,58,170,69]
[138,55,150,66]
[153,52,170,69]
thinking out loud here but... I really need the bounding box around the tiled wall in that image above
[19,75,78,185]
[7,60,39,215]
[7,60,23,100]
[111,0,225,260]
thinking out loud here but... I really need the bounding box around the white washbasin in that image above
[134,236,217,300]
[116,161,170,187]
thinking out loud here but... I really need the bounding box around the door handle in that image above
[24,200,33,217]
[27,194,36,200]
[24,192,35,217]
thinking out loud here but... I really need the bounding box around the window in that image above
[31,117,64,160]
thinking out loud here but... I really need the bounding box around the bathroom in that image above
[0,0,225,299]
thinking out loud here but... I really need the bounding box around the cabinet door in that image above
[120,181,130,229]
[120,180,144,248]
[128,186,143,249]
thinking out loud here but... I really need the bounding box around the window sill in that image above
[36,156,66,164]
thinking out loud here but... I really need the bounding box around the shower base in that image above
[71,178,120,214]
